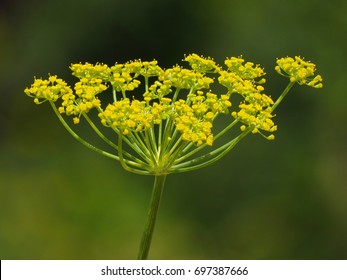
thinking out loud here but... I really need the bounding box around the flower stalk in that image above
[24,54,322,259]
[137,174,167,260]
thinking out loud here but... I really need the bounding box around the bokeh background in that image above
[1,0,346,259]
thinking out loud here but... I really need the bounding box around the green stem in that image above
[271,82,295,112]
[171,127,252,173]
[82,112,119,150]
[112,87,117,102]
[49,101,119,161]
[118,134,151,175]
[137,174,167,259]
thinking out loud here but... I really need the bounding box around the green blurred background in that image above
[1,0,346,259]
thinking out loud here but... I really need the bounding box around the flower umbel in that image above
[58,77,106,124]
[25,54,322,174]
[25,53,322,259]
[275,56,323,88]
[24,75,72,104]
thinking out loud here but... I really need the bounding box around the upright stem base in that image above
[137,174,167,260]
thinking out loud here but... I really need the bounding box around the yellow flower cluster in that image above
[25,53,323,147]
[90,55,233,145]
[224,56,266,81]
[137,60,163,78]
[58,77,106,124]
[174,91,232,145]
[70,62,111,80]
[232,92,276,138]
[174,102,214,146]
[25,53,323,176]
[218,57,275,138]
[109,63,141,93]
[99,99,150,135]
[184,53,220,73]
[159,66,213,90]
[143,80,172,101]
[99,87,231,146]
[108,60,163,93]
[218,62,265,98]
[71,60,163,94]
[275,56,323,88]
[99,97,172,135]
[24,75,72,104]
